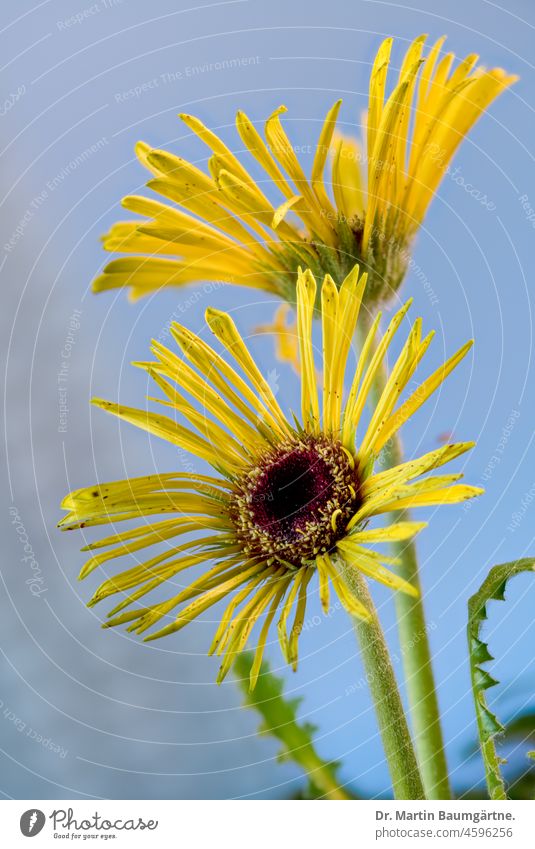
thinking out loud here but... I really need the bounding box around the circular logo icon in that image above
[20,810,46,837]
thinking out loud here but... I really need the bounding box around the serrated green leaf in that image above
[471,636,494,665]
[234,652,355,799]
[473,666,500,692]
[467,557,535,800]
[479,704,505,738]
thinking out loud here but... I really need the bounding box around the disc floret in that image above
[230,434,362,567]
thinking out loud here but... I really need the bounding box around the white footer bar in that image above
[2,799,532,847]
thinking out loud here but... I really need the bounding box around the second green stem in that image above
[360,315,451,800]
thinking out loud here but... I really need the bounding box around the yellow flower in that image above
[61,266,482,688]
[94,34,516,306]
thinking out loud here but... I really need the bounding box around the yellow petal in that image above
[367,37,393,168]
[331,135,365,221]
[346,298,413,443]
[265,106,336,245]
[296,269,320,432]
[373,484,484,514]
[249,576,292,690]
[376,340,473,451]
[339,542,419,597]
[321,273,339,432]
[348,521,427,543]
[288,567,313,670]
[91,397,241,474]
[364,441,475,496]
[272,194,303,229]
[205,307,290,435]
[277,570,304,662]
[311,100,342,214]
[321,553,371,620]
[315,554,331,613]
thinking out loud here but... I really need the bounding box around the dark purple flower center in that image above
[231,435,362,567]
[249,448,339,542]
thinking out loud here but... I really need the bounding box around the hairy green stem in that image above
[344,565,425,799]
[358,314,451,800]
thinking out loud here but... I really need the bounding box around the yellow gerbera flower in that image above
[94,34,516,306]
[61,266,482,688]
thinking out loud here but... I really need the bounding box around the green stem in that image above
[344,565,425,799]
[358,314,451,800]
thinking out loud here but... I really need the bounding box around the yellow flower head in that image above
[62,266,482,688]
[94,35,516,305]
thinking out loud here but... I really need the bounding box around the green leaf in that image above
[234,652,354,799]
[467,557,535,800]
